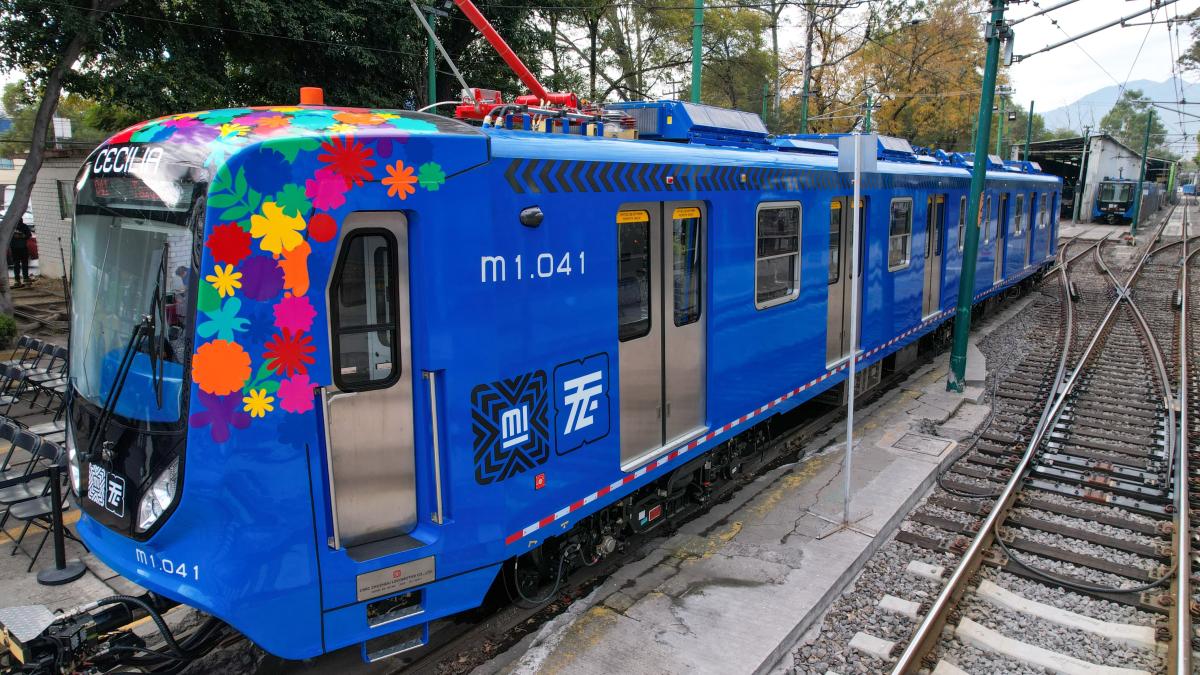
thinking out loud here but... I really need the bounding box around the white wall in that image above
[29,153,90,279]
[1081,136,1142,218]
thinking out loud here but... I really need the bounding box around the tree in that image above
[1100,89,1172,158]
[0,0,125,313]
[0,80,113,158]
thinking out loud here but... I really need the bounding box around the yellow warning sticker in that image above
[672,207,701,220]
[617,210,650,223]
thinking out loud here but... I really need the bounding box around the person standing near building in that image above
[9,219,32,288]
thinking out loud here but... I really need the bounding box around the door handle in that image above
[326,390,357,405]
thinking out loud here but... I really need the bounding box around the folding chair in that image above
[0,429,50,535]
[0,336,34,367]
[7,439,86,572]
[0,422,25,478]
[26,346,67,412]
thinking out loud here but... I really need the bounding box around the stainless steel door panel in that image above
[995,194,1007,284]
[324,212,416,548]
[618,204,663,464]
[827,199,847,364]
[663,202,705,442]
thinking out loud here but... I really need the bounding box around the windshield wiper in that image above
[84,243,171,463]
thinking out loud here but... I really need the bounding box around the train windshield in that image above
[1099,182,1133,202]
[70,145,204,424]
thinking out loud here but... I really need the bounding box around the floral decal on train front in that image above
[99,105,461,442]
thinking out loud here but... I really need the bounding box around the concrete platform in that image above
[474,300,1034,675]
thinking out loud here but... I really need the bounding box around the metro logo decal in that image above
[470,370,550,485]
[553,353,610,456]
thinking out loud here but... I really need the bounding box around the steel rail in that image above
[891,213,1173,674]
[1172,202,1194,675]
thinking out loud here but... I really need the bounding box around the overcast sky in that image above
[1007,0,1196,109]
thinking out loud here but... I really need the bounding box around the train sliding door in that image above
[322,211,416,548]
[827,198,865,364]
[995,193,1008,284]
[617,202,706,466]
[921,195,945,318]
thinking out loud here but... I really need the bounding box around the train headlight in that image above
[65,423,81,497]
[136,458,179,533]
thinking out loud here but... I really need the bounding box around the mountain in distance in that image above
[1039,77,1197,147]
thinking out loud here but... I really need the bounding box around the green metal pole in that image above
[996,96,1005,156]
[864,93,872,133]
[948,0,1005,393]
[1024,100,1034,160]
[1072,126,1090,222]
[1168,161,1177,195]
[799,71,810,133]
[762,82,769,122]
[427,13,437,108]
[799,1,813,133]
[1131,110,1152,237]
[691,0,704,103]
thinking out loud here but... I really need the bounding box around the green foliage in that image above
[0,80,113,158]
[1100,89,1174,159]
[0,314,17,350]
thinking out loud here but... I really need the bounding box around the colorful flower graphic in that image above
[242,389,276,418]
[263,329,316,377]
[192,339,252,396]
[383,160,418,199]
[205,263,243,298]
[307,213,337,243]
[333,111,386,126]
[219,122,251,137]
[198,297,250,342]
[417,162,446,191]
[239,256,285,302]
[278,373,315,413]
[317,136,376,187]
[250,201,306,255]
[206,223,252,266]
[273,294,317,333]
[304,167,350,211]
[279,241,310,296]
[190,392,251,443]
[274,183,312,217]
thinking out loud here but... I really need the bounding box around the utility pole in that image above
[762,82,769,121]
[799,1,814,133]
[996,95,1006,156]
[1024,100,1034,160]
[1131,110,1153,237]
[1072,126,1090,222]
[864,92,873,133]
[947,0,1007,392]
[691,0,704,103]
[427,12,437,107]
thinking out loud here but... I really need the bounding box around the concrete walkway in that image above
[475,301,1034,675]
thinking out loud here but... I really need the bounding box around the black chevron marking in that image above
[570,161,587,192]
[636,163,651,192]
[585,162,602,192]
[522,158,541,194]
[556,161,572,193]
[599,163,615,192]
[505,159,524,194]
[539,160,556,193]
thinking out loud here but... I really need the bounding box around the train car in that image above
[52,95,1060,664]
[1091,177,1163,224]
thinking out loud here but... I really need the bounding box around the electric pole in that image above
[864,93,873,133]
[1072,126,1090,222]
[948,0,1007,392]
[691,0,704,103]
[1024,100,1034,160]
[1131,110,1153,237]
[427,12,437,106]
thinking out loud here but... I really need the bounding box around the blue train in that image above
[55,96,1060,663]
[1092,177,1163,224]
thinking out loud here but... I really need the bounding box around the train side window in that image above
[828,199,842,284]
[755,202,801,309]
[672,209,702,326]
[1014,194,1025,235]
[332,230,399,391]
[957,196,966,252]
[618,212,652,341]
[982,195,992,243]
[887,198,912,271]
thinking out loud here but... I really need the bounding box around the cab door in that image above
[995,193,1008,284]
[826,198,864,364]
[617,202,706,466]
[921,195,945,318]
[321,212,416,549]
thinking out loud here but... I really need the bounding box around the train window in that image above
[828,200,842,284]
[332,230,399,391]
[958,196,966,252]
[618,212,651,341]
[1040,194,1049,229]
[887,198,912,271]
[982,195,992,243]
[1014,194,1025,235]
[755,202,801,309]
[672,209,702,326]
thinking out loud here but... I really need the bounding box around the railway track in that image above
[883,206,1190,672]
[791,206,1192,674]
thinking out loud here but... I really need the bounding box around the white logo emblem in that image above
[500,405,530,448]
[87,464,107,507]
[562,371,603,435]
